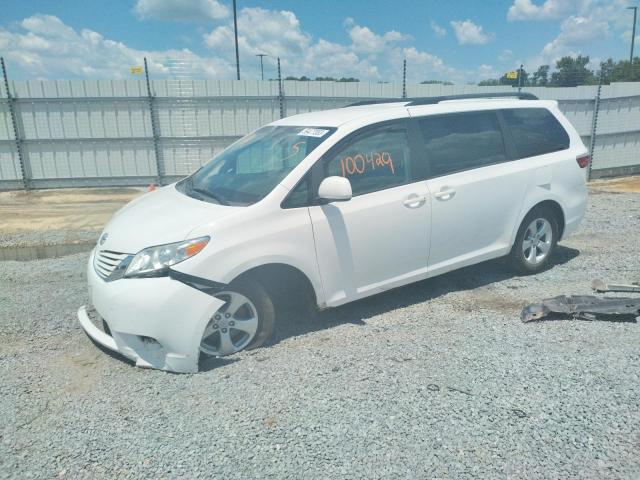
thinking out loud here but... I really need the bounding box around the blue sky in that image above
[0,0,637,82]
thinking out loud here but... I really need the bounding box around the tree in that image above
[477,78,502,86]
[550,56,594,87]
[284,75,311,81]
[531,65,550,86]
[599,57,640,84]
[420,80,454,85]
[313,76,359,82]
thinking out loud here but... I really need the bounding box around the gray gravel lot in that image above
[1,190,640,479]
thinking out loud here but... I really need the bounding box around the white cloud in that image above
[507,0,588,21]
[0,14,233,79]
[346,21,410,53]
[450,19,494,45]
[1,11,464,83]
[203,8,449,81]
[498,49,513,61]
[477,64,498,78]
[204,8,310,58]
[430,21,446,38]
[540,14,609,62]
[133,0,229,22]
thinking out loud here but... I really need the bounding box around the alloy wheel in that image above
[200,291,259,356]
[522,218,553,265]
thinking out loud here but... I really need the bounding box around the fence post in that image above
[277,57,285,119]
[517,64,524,93]
[144,57,163,185]
[1,57,29,190]
[588,71,603,181]
[402,59,407,99]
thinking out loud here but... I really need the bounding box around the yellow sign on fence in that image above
[505,71,518,79]
[130,66,143,75]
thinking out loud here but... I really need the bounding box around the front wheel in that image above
[509,208,558,275]
[200,279,275,357]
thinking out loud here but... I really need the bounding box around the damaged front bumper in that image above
[521,295,640,322]
[78,250,227,373]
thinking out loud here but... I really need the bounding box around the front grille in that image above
[94,249,130,280]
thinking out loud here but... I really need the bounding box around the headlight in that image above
[124,236,210,278]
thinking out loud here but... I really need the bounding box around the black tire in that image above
[200,278,275,359]
[232,278,275,350]
[509,207,559,275]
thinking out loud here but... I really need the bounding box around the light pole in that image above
[256,54,267,80]
[233,0,240,80]
[628,6,638,77]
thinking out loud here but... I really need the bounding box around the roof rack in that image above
[346,98,406,107]
[345,92,538,108]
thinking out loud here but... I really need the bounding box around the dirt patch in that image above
[589,176,640,194]
[0,187,144,234]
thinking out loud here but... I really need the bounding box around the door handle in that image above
[433,187,456,201]
[403,194,427,208]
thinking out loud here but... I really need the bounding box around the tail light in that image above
[576,155,590,168]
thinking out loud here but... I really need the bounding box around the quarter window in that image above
[416,111,507,177]
[501,108,570,158]
[324,123,411,196]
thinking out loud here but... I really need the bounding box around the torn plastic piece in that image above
[591,279,640,294]
[521,295,640,322]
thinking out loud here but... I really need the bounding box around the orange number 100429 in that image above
[339,151,395,177]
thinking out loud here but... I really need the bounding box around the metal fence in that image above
[1,72,639,190]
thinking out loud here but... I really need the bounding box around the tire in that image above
[199,278,275,357]
[508,207,559,275]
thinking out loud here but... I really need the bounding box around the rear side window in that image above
[324,122,411,196]
[501,108,570,158]
[416,111,507,177]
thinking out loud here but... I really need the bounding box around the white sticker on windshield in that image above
[298,128,329,138]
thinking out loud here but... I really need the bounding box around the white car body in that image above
[78,96,588,373]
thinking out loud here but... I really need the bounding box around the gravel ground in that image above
[1,190,640,479]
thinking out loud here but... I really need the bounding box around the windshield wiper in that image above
[192,186,229,206]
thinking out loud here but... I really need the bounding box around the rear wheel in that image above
[200,280,275,357]
[509,208,558,275]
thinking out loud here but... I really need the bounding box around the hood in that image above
[98,184,241,254]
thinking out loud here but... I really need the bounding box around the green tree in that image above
[531,65,550,86]
[420,80,454,85]
[599,57,640,83]
[477,78,501,86]
[550,56,594,87]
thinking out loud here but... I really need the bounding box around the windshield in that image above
[177,126,335,206]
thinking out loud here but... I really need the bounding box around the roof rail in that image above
[344,92,538,108]
[345,98,404,107]
[406,92,538,106]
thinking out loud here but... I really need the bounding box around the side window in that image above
[416,111,507,177]
[324,123,411,196]
[501,108,570,158]
[281,175,310,208]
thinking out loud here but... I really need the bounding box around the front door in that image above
[308,120,431,307]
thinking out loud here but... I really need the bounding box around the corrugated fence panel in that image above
[0,79,638,188]
[26,139,156,179]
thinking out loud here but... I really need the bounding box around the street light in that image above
[256,54,268,80]
[233,0,240,80]
[628,6,638,77]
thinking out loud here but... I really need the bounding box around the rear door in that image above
[307,120,431,306]
[412,109,530,275]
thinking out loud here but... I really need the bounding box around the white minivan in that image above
[78,93,589,373]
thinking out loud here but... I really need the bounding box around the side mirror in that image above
[317,176,352,203]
